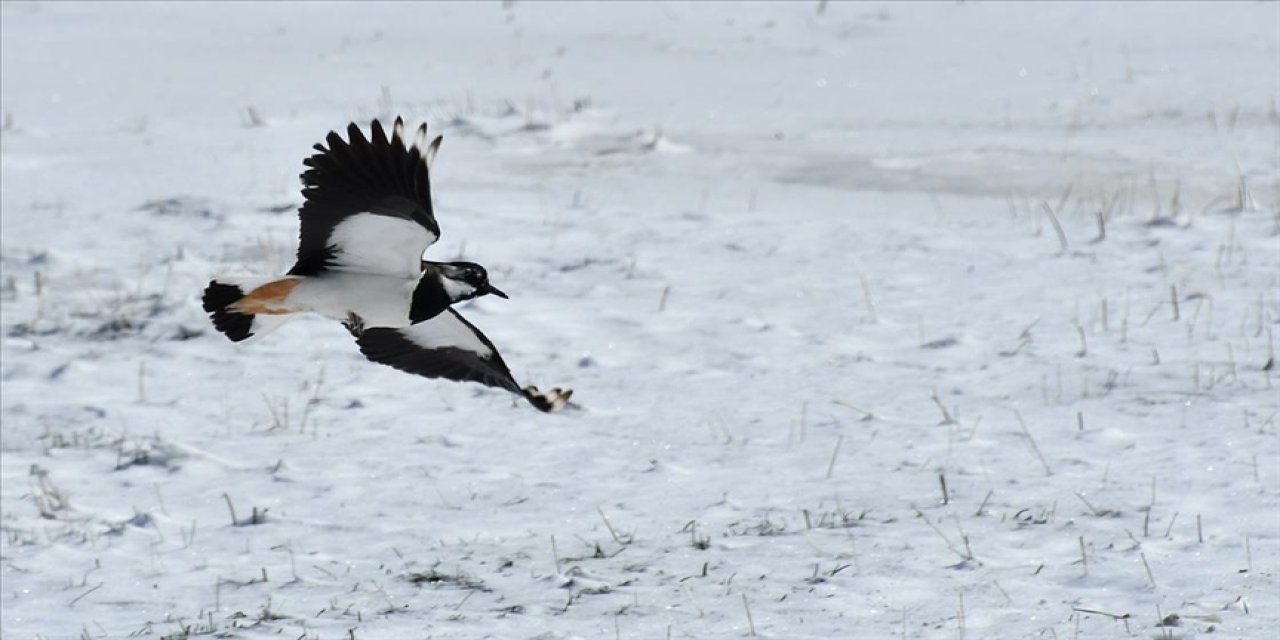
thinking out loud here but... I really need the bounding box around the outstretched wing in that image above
[354,309,572,412]
[357,309,521,393]
[289,118,443,277]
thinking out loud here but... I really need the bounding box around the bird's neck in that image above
[409,270,453,323]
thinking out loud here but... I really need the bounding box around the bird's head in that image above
[437,261,508,303]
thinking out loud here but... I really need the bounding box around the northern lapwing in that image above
[202,118,572,412]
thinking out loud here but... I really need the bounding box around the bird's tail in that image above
[201,276,299,342]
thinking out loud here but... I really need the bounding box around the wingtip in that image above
[347,121,368,145]
[522,386,574,412]
[371,118,388,143]
[329,118,422,151]
[425,135,443,168]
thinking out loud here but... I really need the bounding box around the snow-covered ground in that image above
[2,2,1278,638]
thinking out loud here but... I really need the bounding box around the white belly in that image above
[288,272,419,328]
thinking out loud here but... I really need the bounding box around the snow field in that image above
[2,2,1278,638]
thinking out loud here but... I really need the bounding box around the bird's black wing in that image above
[354,309,571,412]
[289,118,443,277]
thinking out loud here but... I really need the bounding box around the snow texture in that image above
[2,2,1278,638]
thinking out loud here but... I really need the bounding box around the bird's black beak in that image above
[482,283,509,299]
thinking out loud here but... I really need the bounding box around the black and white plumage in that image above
[202,118,571,412]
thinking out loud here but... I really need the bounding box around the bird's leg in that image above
[342,312,366,337]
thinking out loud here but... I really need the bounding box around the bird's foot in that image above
[522,386,573,413]
[342,312,365,337]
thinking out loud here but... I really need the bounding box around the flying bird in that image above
[202,118,572,412]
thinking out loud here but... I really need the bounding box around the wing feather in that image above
[356,309,522,395]
[354,309,574,412]
[289,119,442,277]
